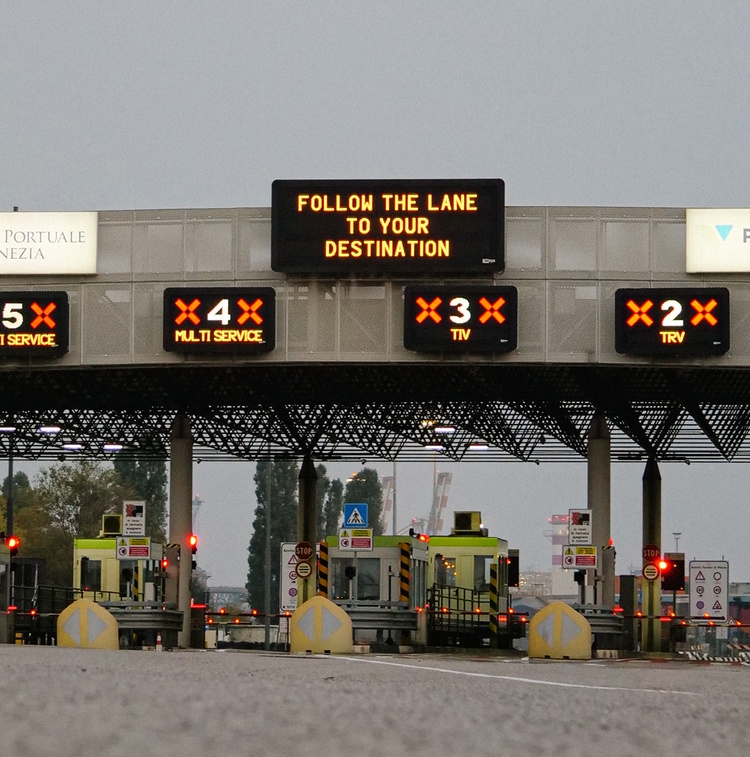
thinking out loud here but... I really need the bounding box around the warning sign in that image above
[561,545,598,570]
[115,537,151,560]
[338,528,373,551]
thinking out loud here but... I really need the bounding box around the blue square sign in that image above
[343,503,368,528]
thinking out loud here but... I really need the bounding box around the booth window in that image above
[80,557,102,592]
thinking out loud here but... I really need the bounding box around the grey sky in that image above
[4,3,750,587]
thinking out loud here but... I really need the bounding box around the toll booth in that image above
[324,534,428,646]
[425,512,512,648]
[73,538,166,602]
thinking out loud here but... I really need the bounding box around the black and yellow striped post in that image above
[317,541,329,598]
[399,542,411,604]
[489,563,499,647]
[133,563,141,601]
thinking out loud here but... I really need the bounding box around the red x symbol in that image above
[237,298,263,325]
[690,299,718,326]
[175,298,201,325]
[415,297,442,324]
[478,296,506,324]
[626,299,654,327]
[30,301,57,329]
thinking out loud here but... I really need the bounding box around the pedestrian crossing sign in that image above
[343,503,368,528]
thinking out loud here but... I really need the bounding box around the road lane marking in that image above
[333,657,697,695]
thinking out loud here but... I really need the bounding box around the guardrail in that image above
[98,601,183,631]
[333,600,419,631]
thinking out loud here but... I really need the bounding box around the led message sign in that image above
[614,288,729,356]
[403,286,517,353]
[0,291,69,357]
[163,288,276,354]
[271,179,504,275]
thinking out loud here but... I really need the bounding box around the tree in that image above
[34,460,126,539]
[344,468,384,535]
[246,460,299,614]
[113,456,168,542]
[4,460,130,587]
[315,463,331,542]
[323,478,344,538]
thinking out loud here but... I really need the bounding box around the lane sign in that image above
[163,287,276,354]
[615,287,729,356]
[642,563,659,581]
[403,286,518,353]
[0,291,70,357]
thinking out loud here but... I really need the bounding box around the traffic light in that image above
[188,533,198,570]
[661,552,685,591]
[6,535,20,556]
[507,549,519,588]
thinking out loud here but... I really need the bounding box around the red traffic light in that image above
[6,535,20,555]
[188,533,198,553]
[657,558,669,571]
[160,558,169,569]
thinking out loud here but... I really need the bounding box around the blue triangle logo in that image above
[716,225,732,241]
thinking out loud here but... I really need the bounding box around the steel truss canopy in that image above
[3,203,750,465]
[2,363,750,464]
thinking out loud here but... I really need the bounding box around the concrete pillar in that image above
[297,455,318,605]
[169,414,193,647]
[587,413,613,606]
[641,457,662,653]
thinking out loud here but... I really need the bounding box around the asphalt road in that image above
[0,646,746,757]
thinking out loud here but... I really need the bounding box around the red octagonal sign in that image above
[642,544,660,563]
[295,541,314,563]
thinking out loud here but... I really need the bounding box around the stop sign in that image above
[295,541,314,563]
[642,543,660,563]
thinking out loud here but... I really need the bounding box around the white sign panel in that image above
[122,501,146,536]
[280,542,299,612]
[0,212,98,275]
[568,509,592,545]
[686,208,750,272]
[689,560,729,621]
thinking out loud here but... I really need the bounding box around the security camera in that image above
[361,459,366,466]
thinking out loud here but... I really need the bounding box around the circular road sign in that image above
[642,563,659,581]
[295,541,314,563]
[642,544,660,562]
[296,561,313,579]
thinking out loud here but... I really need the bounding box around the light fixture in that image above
[434,426,456,435]
[425,444,444,451]
[0,426,16,433]
[38,425,61,434]
[63,443,84,451]
[468,443,489,451]
[103,443,123,452]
